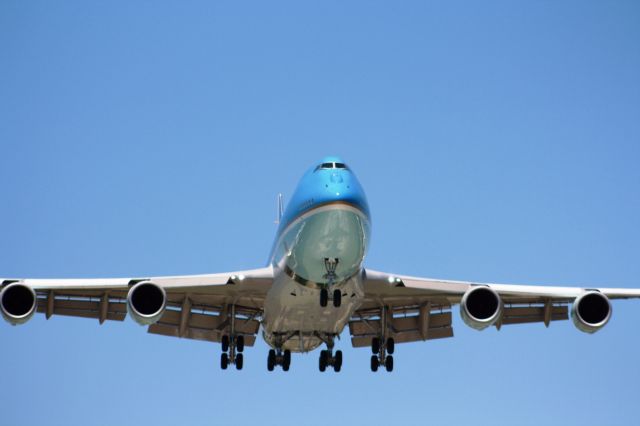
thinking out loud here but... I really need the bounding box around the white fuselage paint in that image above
[262,203,370,352]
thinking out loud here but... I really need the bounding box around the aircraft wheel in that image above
[319,350,328,372]
[267,349,276,372]
[371,337,380,355]
[236,353,244,370]
[386,337,395,355]
[237,335,245,352]
[320,289,328,307]
[221,335,230,352]
[334,350,343,372]
[283,350,291,371]
[370,355,379,372]
[333,289,342,307]
[385,355,394,372]
[221,353,229,370]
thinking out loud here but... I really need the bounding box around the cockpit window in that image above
[315,162,349,172]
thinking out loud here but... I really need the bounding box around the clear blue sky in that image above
[1,1,639,425]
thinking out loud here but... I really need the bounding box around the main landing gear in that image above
[220,334,245,371]
[319,349,343,372]
[220,305,245,371]
[318,335,342,373]
[320,258,342,308]
[370,337,395,372]
[267,348,291,372]
[266,334,292,372]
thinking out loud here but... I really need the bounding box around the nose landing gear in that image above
[319,288,343,308]
[320,258,343,307]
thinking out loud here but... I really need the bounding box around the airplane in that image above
[2,156,639,373]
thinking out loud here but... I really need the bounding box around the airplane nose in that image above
[330,173,343,183]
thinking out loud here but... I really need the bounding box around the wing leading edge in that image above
[362,268,640,302]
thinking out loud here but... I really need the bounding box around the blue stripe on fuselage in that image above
[268,157,371,264]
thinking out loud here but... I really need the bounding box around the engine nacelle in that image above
[460,286,503,330]
[127,281,166,326]
[0,283,37,325]
[571,291,612,334]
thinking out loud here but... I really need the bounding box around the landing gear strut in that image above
[220,305,245,371]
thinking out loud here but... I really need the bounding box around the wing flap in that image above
[147,322,259,346]
[350,303,454,347]
[146,323,257,346]
[35,291,127,323]
[145,297,261,346]
[37,305,127,321]
[351,327,454,348]
[499,303,568,327]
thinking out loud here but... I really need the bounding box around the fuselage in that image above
[262,157,371,352]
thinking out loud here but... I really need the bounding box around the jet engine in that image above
[127,281,166,326]
[460,286,503,330]
[571,291,612,334]
[0,283,37,325]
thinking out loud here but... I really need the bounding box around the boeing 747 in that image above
[2,156,639,372]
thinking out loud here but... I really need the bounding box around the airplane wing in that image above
[349,268,640,348]
[1,266,273,347]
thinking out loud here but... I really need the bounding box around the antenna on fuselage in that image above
[275,193,284,225]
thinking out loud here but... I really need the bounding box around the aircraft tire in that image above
[371,337,380,354]
[370,355,379,372]
[385,355,394,372]
[283,350,291,371]
[386,338,395,355]
[333,289,341,307]
[334,350,342,372]
[319,350,328,372]
[236,353,243,370]
[221,353,229,370]
[267,349,276,371]
[320,289,328,307]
